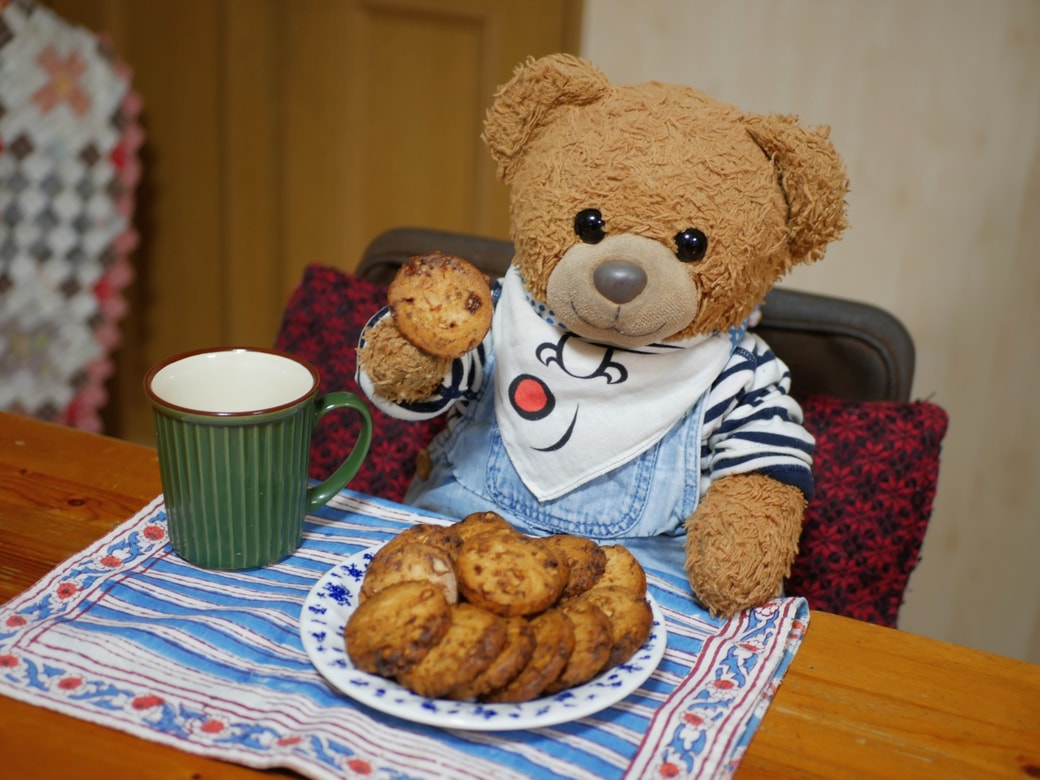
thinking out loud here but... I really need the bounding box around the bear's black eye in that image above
[574,208,606,244]
[674,227,708,262]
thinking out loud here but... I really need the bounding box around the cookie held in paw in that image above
[345,580,451,677]
[388,252,493,359]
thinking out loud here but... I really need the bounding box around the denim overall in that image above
[405,346,707,580]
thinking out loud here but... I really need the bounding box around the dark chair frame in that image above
[358,226,915,402]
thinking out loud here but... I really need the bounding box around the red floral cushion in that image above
[788,395,949,627]
[276,264,949,627]
[274,265,445,501]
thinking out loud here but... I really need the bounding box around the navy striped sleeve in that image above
[700,333,815,499]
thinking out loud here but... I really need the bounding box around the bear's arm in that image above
[683,333,812,616]
[355,305,490,421]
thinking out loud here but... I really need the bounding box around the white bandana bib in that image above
[493,267,735,501]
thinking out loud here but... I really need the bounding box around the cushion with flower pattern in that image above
[787,395,948,627]
[276,264,948,627]
[274,265,445,502]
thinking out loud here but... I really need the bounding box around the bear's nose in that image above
[593,260,647,304]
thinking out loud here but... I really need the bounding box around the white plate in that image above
[300,546,668,731]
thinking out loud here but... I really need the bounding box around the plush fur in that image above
[357,54,848,616]
[358,317,448,402]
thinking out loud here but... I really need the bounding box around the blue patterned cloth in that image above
[0,490,808,779]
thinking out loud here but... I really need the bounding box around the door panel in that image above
[44,0,582,443]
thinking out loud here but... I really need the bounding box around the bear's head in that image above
[483,54,849,348]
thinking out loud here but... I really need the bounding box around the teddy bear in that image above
[356,53,848,617]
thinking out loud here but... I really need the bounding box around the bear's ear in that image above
[745,114,850,264]
[483,53,610,184]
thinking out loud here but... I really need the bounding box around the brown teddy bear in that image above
[357,53,848,617]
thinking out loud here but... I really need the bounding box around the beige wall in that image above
[582,0,1040,663]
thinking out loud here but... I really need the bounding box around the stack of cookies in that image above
[344,511,653,703]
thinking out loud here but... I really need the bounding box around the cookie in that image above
[387,252,493,359]
[446,615,535,701]
[455,529,568,617]
[597,544,648,599]
[482,609,575,703]
[345,580,451,677]
[360,541,458,605]
[379,522,464,562]
[545,534,608,598]
[545,598,612,692]
[454,510,515,542]
[396,603,507,699]
[580,585,653,668]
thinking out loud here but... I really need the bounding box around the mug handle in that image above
[306,391,374,511]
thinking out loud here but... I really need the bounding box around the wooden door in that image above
[44,0,582,443]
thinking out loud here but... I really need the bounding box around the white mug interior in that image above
[148,349,317,414]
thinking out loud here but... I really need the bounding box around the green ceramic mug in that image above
[144,347,373,570]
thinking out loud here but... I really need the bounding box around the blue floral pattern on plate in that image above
[300,545,668,731]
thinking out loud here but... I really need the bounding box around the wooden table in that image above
[1,411,1038,779]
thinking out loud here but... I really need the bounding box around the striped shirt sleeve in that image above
[700,332,815,499]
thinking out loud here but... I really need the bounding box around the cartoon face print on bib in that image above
[493,267,733,502]
[506,333,631,453]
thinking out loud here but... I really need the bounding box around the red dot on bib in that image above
[514,377,547,412]
[509,374,555,420]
